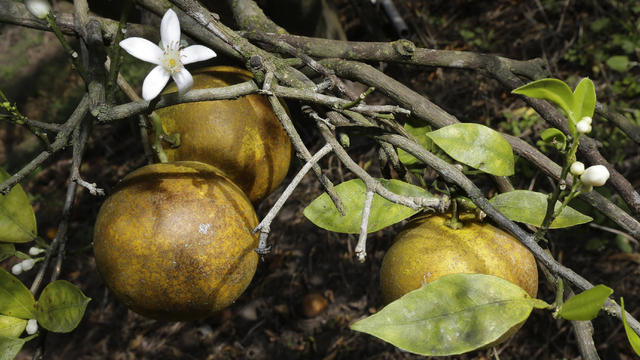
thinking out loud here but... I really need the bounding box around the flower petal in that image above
[160,9,181,48]
[181,45,217,65]
[142,66,170,101]
[172,68,194,95]
[119,38,163,65]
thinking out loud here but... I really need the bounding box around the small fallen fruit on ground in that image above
[301,293,328,318]
[93,161,259,321]
[156,66,292,202]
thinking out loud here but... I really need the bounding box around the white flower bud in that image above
[29,247,46,256]
[24,0,51,19]
[26,319,38,335]
[21,259,35,271]
[570,161,585,176]
[576,119,592,134]
[11,263,23,275]
[580,116,592,125]
[581,165,610,187]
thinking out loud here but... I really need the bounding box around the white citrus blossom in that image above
[26,319,38,335]
[20,259,36,271]
[581,165,610,187]
[25,0,51,19]
[576,118,592,134]
[11,263,22,275]
[29,246,46,256]
[119,9,217,101]
[570,161,585,176]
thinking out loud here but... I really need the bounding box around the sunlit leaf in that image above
[0,169,37,243]
[0,315,26,338]
[621,298,640,356]
[512,79,575,121]
[557,285,613,320]
[489,190,592,228]
[351,273,549,356]
[0,335,35,360]
[426,123,514,176]
[397,120,432,167]
[35,280,91,333]
[572,78,596,121]
[303,179,434,234]
[0,269,36,319]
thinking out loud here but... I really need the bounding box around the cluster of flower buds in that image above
[576,116,592,135]
[570,161,610,192]
[10,247,45,275]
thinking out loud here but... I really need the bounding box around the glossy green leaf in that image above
[512,79,575,120]
[426,123,514,176]
[606,56,629,72]
[621,297,640,356]
[0,244,15,262]
[303,179,434,234]
[0,315,26,338]
[0,169,37,243]
[398,120,432,167]
[557,285,613,320]
[0,269,36,319]
[539,128,566,151]
[0,335,35,360]
[572,78,596,121]
[35,280,90,333]
[489,190,592,228]
[351,273,548,356]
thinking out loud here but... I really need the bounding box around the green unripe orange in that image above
[156,66,292,202]
[93,161,259,321]
[380,215,538,304]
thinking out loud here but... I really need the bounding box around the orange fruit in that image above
[156,66,292,202]
[93,161,259,321]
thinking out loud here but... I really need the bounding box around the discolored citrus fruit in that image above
[156,66,292,202]
[380,215,538,303]
[93,161,259,321]
[380,215,539,345]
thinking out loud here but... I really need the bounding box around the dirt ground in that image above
[2,0,640,359]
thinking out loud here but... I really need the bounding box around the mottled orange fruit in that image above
[380,215,538,304]
[380,215,539,346]
[93,161,259,321]
[156,66,292,202]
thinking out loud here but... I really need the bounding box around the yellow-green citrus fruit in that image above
[93,161,259,321]
[380,215,538,304]
[156,66,292,202]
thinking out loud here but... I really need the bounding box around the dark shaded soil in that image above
[2,0,640,359]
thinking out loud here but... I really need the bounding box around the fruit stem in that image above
[149,112,169,163]
[445,197,464,230]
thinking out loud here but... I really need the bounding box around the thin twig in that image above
[355,190,375,262]
[253,143,333,254]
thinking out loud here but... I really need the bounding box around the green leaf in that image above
[572,78,596,121]
[489,190,592,228]
[539,128,567,151]
[0,169,37,243]
[303,179,434,234]
[426,123,514,176]
[557,285,613,320]
[621,297,640,356]
[35,280,90,333]
[606,56,630,72]
[397,120,432,167]
[512,79,575,121]
[351,274,548,356]
[0,315,26,338]
[0,335,35,360]
[0,269,36,319]
[0,244,15,262]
